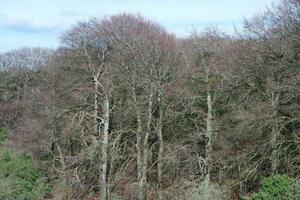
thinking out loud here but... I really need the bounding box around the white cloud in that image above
[0,0,281,51]
[0,14,65,33]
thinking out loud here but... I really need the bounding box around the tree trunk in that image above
[270,70,280,175]
[139,85,154,200]
[157,94,164,200]
[204,84,213,200]
[133,88,143,181]
[132,86,145,200]
[137,113,143,181]
[56,142,67,200]
[100,96,110,200]
[94,77,100,135]
[137,112,144,200]
[23,73,29,101]
[271,90,279,174]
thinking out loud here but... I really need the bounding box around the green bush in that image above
[0,150,50,200]
[0,126,9,143]
[250,175,300,200]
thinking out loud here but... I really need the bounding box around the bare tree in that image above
[62,20,113,200]
[241,0,300,174]
[98,13,176,200]
[184,29,230,199]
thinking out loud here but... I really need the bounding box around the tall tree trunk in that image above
[56,142,67,200]
[94,78,100,135]
[157,94,164,200]
[270,70,280,175]
[139,84,154,200]
[137,111,144,200]
[23,73,29,101]
[132,86,144,199]
[100,96,110,200]
[133,88,143,181]
[270,90,279,174]
[204,81,213,200]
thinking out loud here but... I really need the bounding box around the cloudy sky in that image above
[0,0,279,52]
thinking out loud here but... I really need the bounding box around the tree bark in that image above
[157,94,164,200]
[94,77,100,135]
[270,70,280,175]
[132,86,145,200]
[204,90,213,191]
[100,96,110,200]
[203,71,213,200]
[139,84,154,200]
[56,142,67,200]
[270,90,279,174]
[133,88,143,181]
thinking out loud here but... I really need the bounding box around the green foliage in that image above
[0,150,50,200]
[250,175,300,200]
[0,126,9,143]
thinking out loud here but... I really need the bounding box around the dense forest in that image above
[0,0,300,199]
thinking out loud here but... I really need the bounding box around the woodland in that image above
[0,0,299,199]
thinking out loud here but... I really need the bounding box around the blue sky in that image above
[0,0,279,52]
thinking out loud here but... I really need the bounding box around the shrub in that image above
[0,126,9,143]
[250,175,300,200]
[0,150,50,200]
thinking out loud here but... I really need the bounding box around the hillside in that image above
[0,0,299,199]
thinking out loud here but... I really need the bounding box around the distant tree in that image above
[62,19,113,200]
[99,13,177,200]
[184,28,231,199]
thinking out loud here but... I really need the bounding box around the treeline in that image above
[0,0,299,199]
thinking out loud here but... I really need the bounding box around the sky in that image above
[0,0,280,52]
